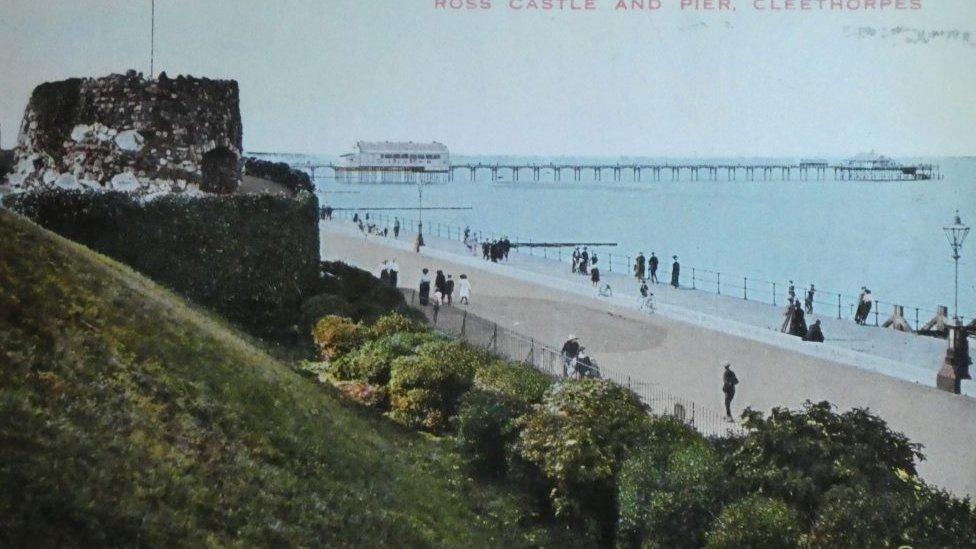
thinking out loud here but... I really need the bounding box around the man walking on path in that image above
[670,256,680,288]
[722,363,739,419]
[805,284,815,314]
[649,252,659,283]
[444,275,455,305]
[393,217,400,239]
[635,252,646,282]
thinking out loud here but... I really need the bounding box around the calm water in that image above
[261,154,976,320]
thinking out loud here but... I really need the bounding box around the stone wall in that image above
[4,70,242,196]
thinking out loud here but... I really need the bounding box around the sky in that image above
[1,0,974,157]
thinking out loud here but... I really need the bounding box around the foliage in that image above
[0,208,552,547]
[332,331,437,386]
[244,156,315,194]
[388,341,483,433]
[517,379,652,535]
[311,315,367,361]
[27,78,83,158]
[315,261,423,325]
[370,312,426,338]
[333,380,388,409]
[705,496,802,549]
[474,359,553,413]
[0,149,13,177]
[732,401,923,520]
[6,189,320,343]
[617,418,718,548]
[455,390,519,478]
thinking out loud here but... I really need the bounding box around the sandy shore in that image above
[322,219,976,498]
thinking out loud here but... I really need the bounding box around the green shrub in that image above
[312,316,366,360]
[244,157,314,194]
[517,379,651,534]
[387,341,483,433]
[705,496,802,549]
[455,390,518,478]
[317,261,422,324]
[733,401,922,520]
[617,417,717,548]
[333,331,437,386]
[474,360,552,413]
[370,312,426,338]
[7,190,320,342]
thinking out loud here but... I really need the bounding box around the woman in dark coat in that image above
[434,270,446,296]
[419,268,431,305]
[591,266,600,286]
[671,256,680,288]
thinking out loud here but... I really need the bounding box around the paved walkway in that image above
[322,218,976,498]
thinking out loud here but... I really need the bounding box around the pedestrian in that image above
[804,319,825,342]
[591,265,601,287]
[670,256,680,288]
[722,363,738,419]
[434,270,446,300]
[855,287,873,325]
[353,212,359,223]
[379,260,390,286]
[640,280,649,298]
[649,252,659,283]
[561,335,581,378]
[635,252,646,282]
[805,284,815,314]
[458,274,471,304]
[323,205,334,219]
[389,259,399,287]
[393,217,400,239]
[464,225,470,240]
[580,247,589,275]
[572,247,581,273]
[501,236,511,261]
[788,280,796,304]
[790,304,808,338]
[482,241,490,260]
[418,268,431,305]
[444,274,455,305]
[576,349,599,379]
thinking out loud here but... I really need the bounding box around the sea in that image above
[254,153,976,322]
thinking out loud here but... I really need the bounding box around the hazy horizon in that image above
[2,0,975,157]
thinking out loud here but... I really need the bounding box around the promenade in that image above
[321,218,976,498]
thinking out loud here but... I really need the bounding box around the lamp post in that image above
[943,210,970,325]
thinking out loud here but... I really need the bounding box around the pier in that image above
[304,160,940,183]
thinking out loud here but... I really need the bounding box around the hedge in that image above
[244,157,314,194]
[6,189,320,342]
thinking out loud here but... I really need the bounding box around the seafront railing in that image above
[399,288,741,439]
[327,208,969,332]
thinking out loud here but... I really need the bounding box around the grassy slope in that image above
[0,208,537,547]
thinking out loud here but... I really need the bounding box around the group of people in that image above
[418,268,471,306]
[780,281,825,342]
[633,252,682,288]
[560,335,600,379]
[571,247,604,287]
[378,259,400,287]
[480,235,511,263]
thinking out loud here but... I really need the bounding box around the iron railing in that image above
[399,288,741,438]
[326,208,969,332]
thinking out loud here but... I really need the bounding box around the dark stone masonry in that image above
[4,70,243,195]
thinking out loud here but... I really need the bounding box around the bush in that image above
[312,316,366,360]
[617,417,717,548]
[244,157,314,194]
[332,331,437,386]
[517,379,651,535]
[474,360,552,413]
[455,390,518,478]
[7,190,320,342]
[387,341,483,433]
[317,261,422,325]
[370,312,425,338]
[705,496,802,549]
[333,380,388,410]
[732,401,922,520]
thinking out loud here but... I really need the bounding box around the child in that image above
[458,274,471,304]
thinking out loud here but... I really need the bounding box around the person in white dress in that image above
[458,274,471,304]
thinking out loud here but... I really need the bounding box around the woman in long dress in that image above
[458,274,471,304]
[418,268,431,305]
[671,256,680,288]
